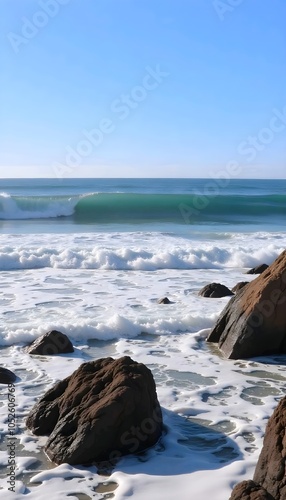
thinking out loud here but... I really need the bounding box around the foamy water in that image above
[0,231,284,272]
[1,230,286,499]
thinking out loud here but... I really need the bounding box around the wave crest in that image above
[0,192,79,220]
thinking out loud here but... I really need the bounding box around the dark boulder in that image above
[0,367,16,384]
[199,283,234,298]
[207,250,286,359]
[26,356,162,466]
[229,480,274,499]
[232,281,250,293]
[246,264,269,275]
[26,330,74,355]
[158,297,171,304]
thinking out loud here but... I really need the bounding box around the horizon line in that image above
[1,176,286,181]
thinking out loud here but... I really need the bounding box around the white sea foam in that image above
[0,193,77,220]
[0,231,284,271]
[1,230,286,499]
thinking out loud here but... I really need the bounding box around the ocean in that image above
[0,178,286,499]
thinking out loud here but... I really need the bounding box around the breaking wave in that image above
[0,192,285,223]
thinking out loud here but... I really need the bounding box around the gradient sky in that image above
[1,0,285,178]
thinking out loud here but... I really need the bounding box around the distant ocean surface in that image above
[0,178,286,499]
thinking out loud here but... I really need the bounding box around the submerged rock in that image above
[246,264,269,275]
[158,297,171,304]
[26,356,162,465]
[0,367,16,384]
[199,283,234,298]
[26,330,74,355]
[207,250,286,359]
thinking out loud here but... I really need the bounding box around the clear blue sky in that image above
[1,0,285,178]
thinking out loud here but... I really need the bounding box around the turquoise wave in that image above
[74,193,284,223]
[0,192,285,223]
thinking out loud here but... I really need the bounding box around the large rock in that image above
[199,283,234,298]
[207,250,286,359]
[26,356,162,465]
[253,396,286,499]
[26,330,74,355]
[229,480,274,499]
[230,397,286,499]
[0,367,16,384]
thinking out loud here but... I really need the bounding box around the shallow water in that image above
[1,319,286,498]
